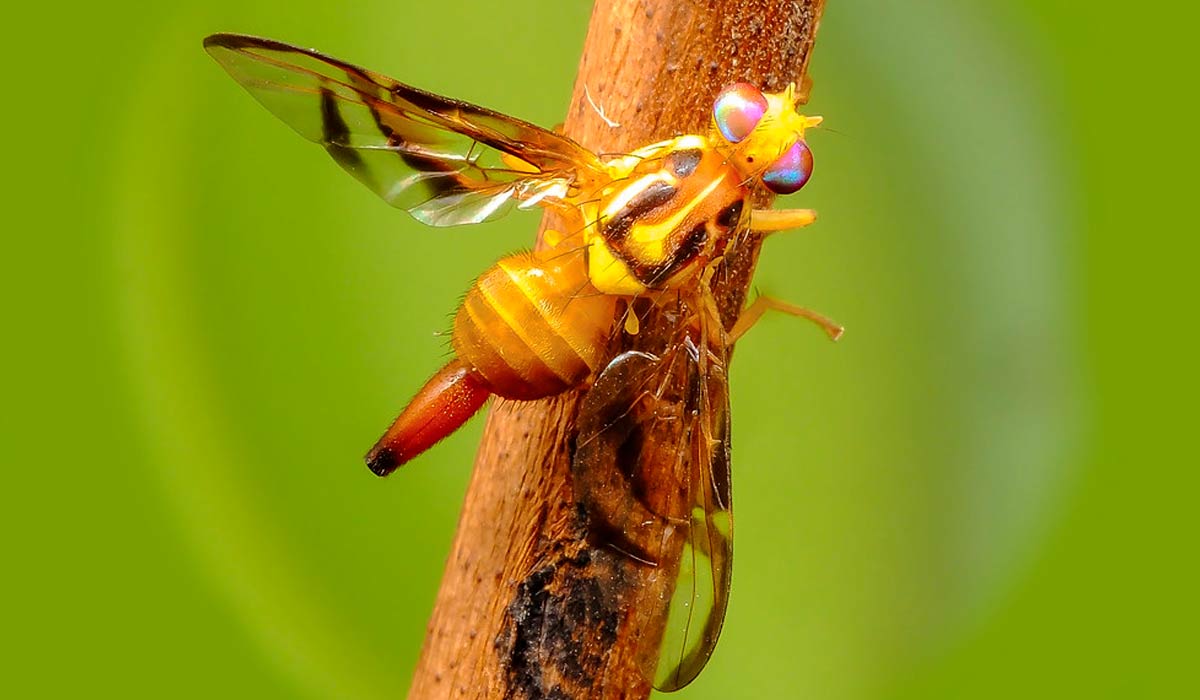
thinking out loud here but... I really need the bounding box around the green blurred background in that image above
[5,0,1194,698]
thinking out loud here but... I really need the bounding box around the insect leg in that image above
[728,295,843,343]
[748,208,817,235]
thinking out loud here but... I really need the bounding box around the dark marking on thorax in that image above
[665,148,703,178]
[602,180,679,241]
[599,148,750,290]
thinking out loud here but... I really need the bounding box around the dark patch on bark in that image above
[498,550,624,699]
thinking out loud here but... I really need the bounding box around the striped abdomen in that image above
[367,247,616,475]
[454,249,617,400]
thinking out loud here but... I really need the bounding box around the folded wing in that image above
[574,324,733,691]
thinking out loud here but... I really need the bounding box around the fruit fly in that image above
[205,32,841,691]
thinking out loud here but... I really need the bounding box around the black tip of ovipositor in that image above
[366,446,399,477]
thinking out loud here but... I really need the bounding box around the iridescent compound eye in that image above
[761,140,814,195]
[713,83,768,143]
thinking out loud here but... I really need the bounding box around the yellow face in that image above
[710,82,822,195]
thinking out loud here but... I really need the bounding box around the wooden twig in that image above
[406,1,826,698]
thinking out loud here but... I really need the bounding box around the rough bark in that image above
[406,1,826,698]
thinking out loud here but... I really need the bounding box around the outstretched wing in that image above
[204,33,605,226]
[574,312,733,691]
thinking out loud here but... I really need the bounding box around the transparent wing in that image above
[574,316,733,691]
[204,33,606,226]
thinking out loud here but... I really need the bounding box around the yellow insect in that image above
[205,32,840,691]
